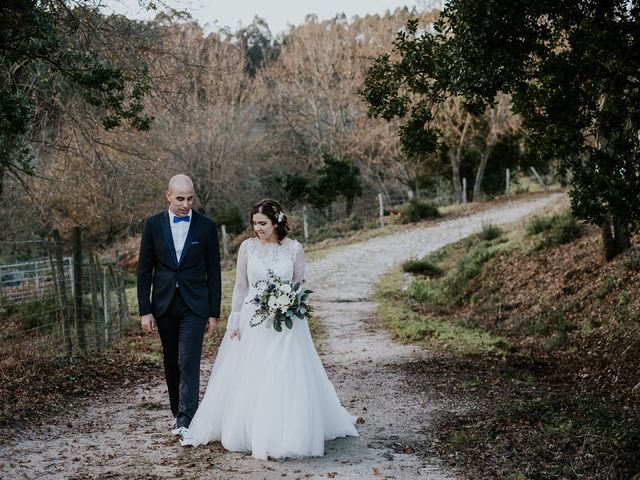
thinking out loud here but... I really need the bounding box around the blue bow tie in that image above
[173,215,191,224]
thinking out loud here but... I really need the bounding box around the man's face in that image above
[166,184,194,217]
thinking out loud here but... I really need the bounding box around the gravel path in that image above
[0,193,563,480]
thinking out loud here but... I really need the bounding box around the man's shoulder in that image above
[145,211,167,224]
[193,211,216,228]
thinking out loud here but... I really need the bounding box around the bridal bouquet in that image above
[250,270,313,332]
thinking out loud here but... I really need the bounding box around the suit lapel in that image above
[178,211,200,267]
[160,211,179,267]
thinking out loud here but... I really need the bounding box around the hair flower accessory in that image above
[276,211,285,223]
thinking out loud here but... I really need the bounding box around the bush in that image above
[526,215,555,235]
[624,248,640,272]
[215,209,246,235]
[478,223,502,241]
[527,212,583,248]
[402,258,443,278]
[548,213,583,245]
[398,199,441,224]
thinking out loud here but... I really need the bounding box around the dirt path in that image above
[0,194,563,480]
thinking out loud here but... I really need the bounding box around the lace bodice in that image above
[229,237,305,316]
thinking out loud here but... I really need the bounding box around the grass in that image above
[405,233,509,308]
[375,206,640,479]
[396,199,441,224]
[526,211,584,249]
[402,258,443,277]
[375,269,509,355]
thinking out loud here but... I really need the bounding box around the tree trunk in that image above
[602,215,632,260]
[346,196,354,216]
[601,218,616,260]
[447,112,472,204]
[447,149,463,203]
[613,216,631,253]
[473,148,492,202]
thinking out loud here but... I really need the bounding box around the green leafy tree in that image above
[279,154,363,215]
[361,3,640,258]
[0,0,153,194]
[313,154,363,215]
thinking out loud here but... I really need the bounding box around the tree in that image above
[279,154,363,215]
[314,154,363,215]
[362,3,640,258]
[471,93,521,201]
[0,0,153,194]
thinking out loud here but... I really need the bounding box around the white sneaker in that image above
[172,426,189,437]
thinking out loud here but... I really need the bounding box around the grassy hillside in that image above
[376,211,640,479]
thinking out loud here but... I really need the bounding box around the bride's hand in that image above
[229,329,241,340]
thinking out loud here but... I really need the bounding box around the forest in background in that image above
[1,2,539,245]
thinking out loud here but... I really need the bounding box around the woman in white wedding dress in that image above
[181,198,358,459]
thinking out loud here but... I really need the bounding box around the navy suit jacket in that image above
[137,210,221,319]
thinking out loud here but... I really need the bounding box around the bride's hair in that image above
[250,198,290,241]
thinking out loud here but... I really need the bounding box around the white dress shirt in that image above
[168,208,192,262]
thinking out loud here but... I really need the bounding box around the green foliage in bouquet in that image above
[250,270,313,332]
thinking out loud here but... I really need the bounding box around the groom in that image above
[137,174,221,437]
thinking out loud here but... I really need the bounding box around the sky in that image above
[102,0,428,35]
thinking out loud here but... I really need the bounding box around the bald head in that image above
[168,174,194,193]
[166,174,194,217]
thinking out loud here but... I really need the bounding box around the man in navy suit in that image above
[137,174,221,437]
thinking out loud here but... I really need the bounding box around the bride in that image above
[180,198,358,459]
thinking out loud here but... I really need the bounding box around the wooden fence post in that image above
[462,178,468,204]
[506,168,511,196]
[72,226,87,356]
[530,166,547,190]
[52,230,72,357]
[378,193,385,227]
[221,225,230,259]
[88,253,103,351]
[303,206,309,242]
[103,265,111,345]
[113,251,128,339]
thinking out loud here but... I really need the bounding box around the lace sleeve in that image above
[292,240,306,284]
[227,240,249,333]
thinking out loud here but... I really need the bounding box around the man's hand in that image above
[205,317,219,334]
[141,314,156,333]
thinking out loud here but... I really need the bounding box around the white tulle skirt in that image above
[180,302,358,459]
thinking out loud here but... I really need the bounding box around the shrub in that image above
[623,248,640,272]
[548,213,583,245]
[402,258,443,277]
[526,215,554,235]
[478,223,502,241]
[527,211,583,248]
[398,199,441,224]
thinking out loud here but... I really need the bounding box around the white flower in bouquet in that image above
[250,269,313,332]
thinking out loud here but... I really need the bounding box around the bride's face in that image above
[252,212,277,242]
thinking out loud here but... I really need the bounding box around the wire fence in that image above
[0,229,132,375]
